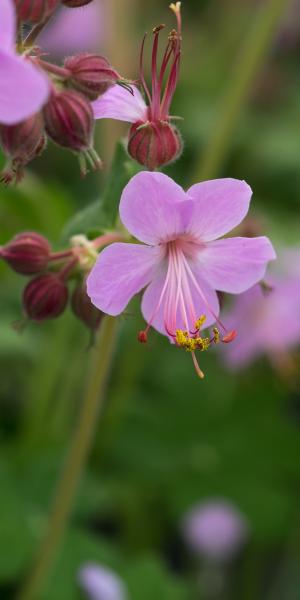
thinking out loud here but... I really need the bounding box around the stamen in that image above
[139,33,152,106]
[192,351,205,379]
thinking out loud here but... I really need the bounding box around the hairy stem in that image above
[194,0,288,181]
[17,316,118,600]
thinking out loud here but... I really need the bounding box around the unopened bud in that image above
[0,114,46,184]
[64,54,120,101]
[128,120,182,170]
[43,90,102,174]
[1,232,51,275]
[62,0,93,6]
[13,0,59,23]
[138,330,148,343]
[71,280,102,330]
[23,273,68,321]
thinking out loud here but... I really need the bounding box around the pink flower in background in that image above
[182,500,249,561]
[87,171,276,378]
[0,0,50,124]
[78,563,127,600]
[223,249,300,369]
[38,0,105,58]
[92,2,183,170]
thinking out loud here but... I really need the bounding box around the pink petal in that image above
[0,0,15,52]
[92,84,147,123]
[187,179,252,242]
[196,237,276,294]
[86,243,159,316]
[120,171,191,245]
[0,52,49,124]
[141,269,219,337]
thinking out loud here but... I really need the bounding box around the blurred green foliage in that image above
[1,0,300,599]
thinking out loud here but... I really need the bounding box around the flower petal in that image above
[141,268,219,337]
[87,243,159,316]
[0,53,50,125]
[196,237,276,294]
[120,171,191,245]
[92,84,147,123]
[0,0,15,52]
[187,178,252,241]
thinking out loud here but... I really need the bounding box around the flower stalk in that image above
[194,0,288,182]
[17,316,118,600]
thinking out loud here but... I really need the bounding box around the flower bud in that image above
[23,273,69,321]
[13,0,59,23]
[64,54,120,101]
[43,90,93,152]
[61,0,93,6]
[0,113,45,182]
[128,120,182,170]
[71,280,102,330]
[1,232,51,275]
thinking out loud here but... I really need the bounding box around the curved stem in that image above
[194,0,289,182]
[17,316,118,600]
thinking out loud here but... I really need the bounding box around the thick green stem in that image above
[17,316,118,600]
[194,0,289,182]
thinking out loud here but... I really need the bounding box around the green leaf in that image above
[62,141,142,241]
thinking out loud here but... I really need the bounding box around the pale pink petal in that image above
[187,179,252,241]
[120,171,192,245]
[92,84,147,123]
[0,53,50,124]
[0,0,15,52]
[196,237,276,294]
[87,243,159,316]
[141,269,219,336]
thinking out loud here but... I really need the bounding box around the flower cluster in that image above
[0,230,125,331]
[0,0,125,183]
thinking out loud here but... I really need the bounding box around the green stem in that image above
[194,0,288,182]
[17,316,118,600]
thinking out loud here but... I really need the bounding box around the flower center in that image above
[138,238,236,378]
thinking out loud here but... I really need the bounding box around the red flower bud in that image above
[64,54,120,101]
[71,280,102,330]
[128,120,182,170]
[13,0,59,23]
[0,113,45,169]
[1,232,51,275]
[23,273,68,321]
[61,0,93,6]
[43,90,93,152]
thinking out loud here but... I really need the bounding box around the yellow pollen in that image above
[195,315,206,331]
[169,2,181,14]
[212,327,220,344]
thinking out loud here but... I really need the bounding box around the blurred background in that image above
[1,0,300,598]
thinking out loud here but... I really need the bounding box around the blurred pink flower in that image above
[0,0,49,124]
[38,0,105,58]
[87,171,275,378]
[78,563,127,600]
[182,500,249,561]
[224,248,300,369]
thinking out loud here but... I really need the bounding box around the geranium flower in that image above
[87,171,276,378]
[92,2,182,170]
[0,0,49,125]
[223,248,300,369]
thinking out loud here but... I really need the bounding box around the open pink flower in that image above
[0,0,49,125]
[223,248,300,369]
[92,2,182,170]
[87,171,276,378]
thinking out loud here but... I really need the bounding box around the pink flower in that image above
[223,249,300,369]
[92,3,182,169]
[182,500,249,561]
[78,563,127,600]
[0,0,50,125]
[38,0,105,58]
[87,171,276,378]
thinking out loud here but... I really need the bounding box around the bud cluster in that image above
[1,1,127,183]
[0,231,103,331]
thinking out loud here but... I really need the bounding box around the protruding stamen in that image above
[191,351,205,379]
[222,330,237,343]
